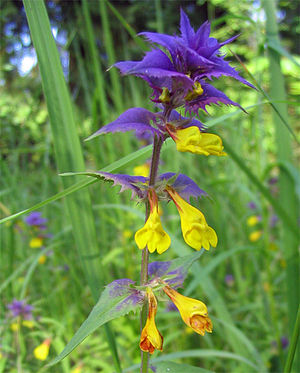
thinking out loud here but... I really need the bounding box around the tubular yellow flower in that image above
[163,285,212,336]
[135,189,171,254]
[133,163,150,177]
[167,187,217,251]
[140,288,163,354]
[33,338,51,361]
[166,124,226,156]
[29,237,44,249]
[246,215,259,227]
[38,255,47,264]
[249,230,262,242]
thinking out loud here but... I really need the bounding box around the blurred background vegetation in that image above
[0,0,299,372]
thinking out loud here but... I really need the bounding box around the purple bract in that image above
[115,9,253,114]
[24,212,47,228]
[7,299,34,320]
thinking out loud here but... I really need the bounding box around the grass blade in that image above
[22,1,121,370]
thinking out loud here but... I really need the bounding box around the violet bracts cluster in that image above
[84,8,252,364]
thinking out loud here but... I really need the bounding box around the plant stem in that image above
[284,307,300,373]
[140,134,164,373]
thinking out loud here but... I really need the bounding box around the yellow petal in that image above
[167,187,217,251]
[247,215,259,227]
[163,286,212,336]
[171,126,226,156]
[33,339,51,361]
[135,204,170,254]
[29,237,44,249]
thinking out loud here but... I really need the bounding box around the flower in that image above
[247,201,257,210]
[33,338,51,361]
[135,189,171,254]
[167,187,217,251]
[115,10,253,114]
[29,237,44,248]
[249,230,262,242]
[163,285,212,336]
[134,163,150,177]
[7,299,34,320]
[166,124,226,156]
[38,255,47,264]
[246,215,261,227]
[140,288,163,353]
[225,274,234,287]
[25,212,47,229]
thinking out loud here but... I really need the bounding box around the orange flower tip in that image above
[190,315,213,335]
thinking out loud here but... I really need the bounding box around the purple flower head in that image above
[225,274,234,287]
[247,201,257,210]
[281,336,289,349]
[268,177,278,185]
[115,9,254,114]
[24,212,47,228]
[7,299,34,320]
[270,214,278,228]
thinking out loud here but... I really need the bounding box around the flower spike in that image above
[135,189,171,254]
[167,187,217,251]
[163,285,212,336]
[166,124,226,156]
[140,288,163,354]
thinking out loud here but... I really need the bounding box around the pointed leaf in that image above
[49,279,144,366]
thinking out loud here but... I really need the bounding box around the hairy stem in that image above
[140,133,164,373]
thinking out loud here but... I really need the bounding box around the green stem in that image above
[284,307,300,373]
[263,3,299,370]
[140,135,163,373]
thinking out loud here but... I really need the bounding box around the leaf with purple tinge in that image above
[185,81,245,114]
[149,251,204,288]
[86,108,160,141]
[49,279,145,366]
[60,171,148,198]
[159,173,207,201]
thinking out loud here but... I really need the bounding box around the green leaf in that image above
[48,280,144,366]
[153,361,213,373]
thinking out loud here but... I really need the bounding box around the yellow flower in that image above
[166,124,226,156]
[10,322,20,332]
[38,255,47,264]
[184,81,204,101]
[163,285,212,336]
[122,230,132,240]
[22,320,34,329]
[133,163,150,177]
[33,338,51,361]
[249,230,262,242]
[167,187,217,251]
[135,189,171,254]
[29,237,44,249]
[247,215,260,227]
[71,365,83,373]
[140,288,163,354]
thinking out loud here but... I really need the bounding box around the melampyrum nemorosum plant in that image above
[50,9,253,373]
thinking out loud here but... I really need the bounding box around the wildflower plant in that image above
[52,9,253,372]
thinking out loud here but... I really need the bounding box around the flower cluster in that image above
[83,9,252,357]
